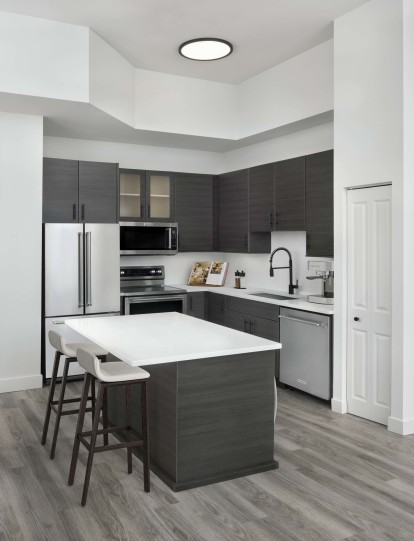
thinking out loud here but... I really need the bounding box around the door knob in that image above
[354,317,360,321]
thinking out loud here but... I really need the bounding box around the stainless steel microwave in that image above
[120,222,178,255]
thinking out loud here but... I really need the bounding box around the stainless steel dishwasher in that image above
[279,307,332,400]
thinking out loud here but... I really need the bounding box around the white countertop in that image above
[66,312,281,367]
[172,285,334,315]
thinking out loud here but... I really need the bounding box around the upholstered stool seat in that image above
[41,330,107,459]
[68,347,150,506]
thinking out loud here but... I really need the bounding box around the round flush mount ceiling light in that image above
[179,38,233,61]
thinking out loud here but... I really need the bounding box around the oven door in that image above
[124,295,187,315]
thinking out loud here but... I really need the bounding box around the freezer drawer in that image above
[279,307,332,400]
[43,313,119,380]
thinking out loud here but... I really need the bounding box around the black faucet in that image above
[269,247,299,295]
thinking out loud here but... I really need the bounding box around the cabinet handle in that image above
[140,203,144,218]
[250,320,255,334]
[275,212,279,226]
[148,204,150,218]
[279,314,324,327]
[269,211,273,229]
[244,234,248,249]
[244,319,249,332]
[81,204,85,221]
[73,203,77,221]
[306,234,310,252]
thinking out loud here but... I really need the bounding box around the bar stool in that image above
[41,330,108,459]
[68,346,150,506]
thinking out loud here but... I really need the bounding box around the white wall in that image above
[89,31,135,127]
[0,12,89,102]
[222,122,333,172]
[0,112,43,392]
[393,0,414,434]
[225,232,331,295]
[334,0,404,422]
[44,136,223,174]
[237,41,334,139]
[135,69,237,139]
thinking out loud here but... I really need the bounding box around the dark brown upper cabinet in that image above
[274,156,305,231]
[248,157,305,233]
[218,169,249,252]
[43,158,79,223]
[248,163,275,232]
[305,150,334,257]
[175,173,213,252]
[78,161,119,223]
[119,169,175,223]
[43,158,119,224]
[218,169,270,253]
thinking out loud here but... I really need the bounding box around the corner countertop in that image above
[66,312,281,367]
[172,285,334,316]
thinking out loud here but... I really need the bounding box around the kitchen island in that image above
[66,313,281,491]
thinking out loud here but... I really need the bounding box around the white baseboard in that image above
[0,374,43,394]
[387,416,414,435]
[331,397,347,414]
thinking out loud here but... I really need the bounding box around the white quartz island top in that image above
[66,312,281,367]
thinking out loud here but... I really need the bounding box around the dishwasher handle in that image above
[279,314,324,327]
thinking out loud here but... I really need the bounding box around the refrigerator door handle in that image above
[78,232,84,307]
[86,231,92,306]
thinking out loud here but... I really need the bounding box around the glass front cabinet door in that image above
[146,171,175,222]
[119,169,175,222]
[119,169,146,221]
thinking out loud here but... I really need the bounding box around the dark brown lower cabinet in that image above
[206,293,226,325]
[187,292,206,320]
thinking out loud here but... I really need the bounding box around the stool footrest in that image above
[51,396,94,406]
[51,405,94,416]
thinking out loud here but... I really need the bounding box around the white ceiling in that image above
[0,0,368,84]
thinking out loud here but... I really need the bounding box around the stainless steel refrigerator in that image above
[43,223,120,379]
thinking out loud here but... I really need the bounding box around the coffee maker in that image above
[306,260,334,305]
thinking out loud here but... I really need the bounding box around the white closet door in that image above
[347,185,392,425]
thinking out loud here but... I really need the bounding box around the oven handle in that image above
[124,295,188,315]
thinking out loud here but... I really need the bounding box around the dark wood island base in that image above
[107,350,278,491]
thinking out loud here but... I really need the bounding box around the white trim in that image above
[0,375,42,394]
[331,397,347,414]
[387,416,414,436]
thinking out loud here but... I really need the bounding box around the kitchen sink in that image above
[249,292,297,301]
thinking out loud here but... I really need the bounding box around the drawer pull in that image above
[52,320,65,325]
[279,314,324,327]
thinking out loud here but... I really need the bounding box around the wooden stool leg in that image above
[50,357,70,459]
[41,351,60,445]
[68,374,91,486]
[81,381,105,507]
[91,378,96,420]
[102,387,109,446]
[141,381,150,492]
[126,384,132,474]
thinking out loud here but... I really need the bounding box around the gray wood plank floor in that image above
[0,383,413,541]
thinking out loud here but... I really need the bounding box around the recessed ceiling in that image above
[0,0,368,84]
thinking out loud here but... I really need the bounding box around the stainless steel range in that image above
[120,266,187,315]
